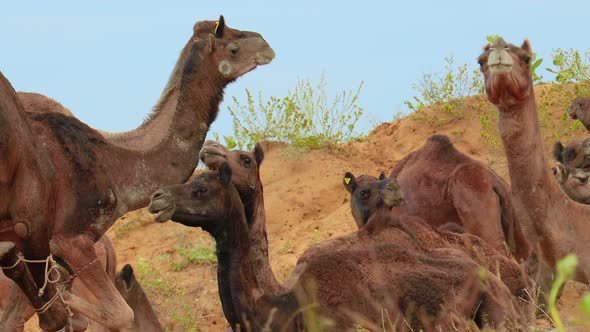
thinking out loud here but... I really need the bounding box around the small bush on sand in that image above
[405,56,483,125]
[227,74,365,150]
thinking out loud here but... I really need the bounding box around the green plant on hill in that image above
[227,74,365,150]
[548,48,590,84]
[405,56,483,126]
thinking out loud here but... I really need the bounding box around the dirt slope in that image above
[19,83,589,331]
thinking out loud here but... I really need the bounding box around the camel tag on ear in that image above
[344,177,351,185]
[214,21,220,35]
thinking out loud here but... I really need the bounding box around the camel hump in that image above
[18,92,74,117]
[427,134,453,148]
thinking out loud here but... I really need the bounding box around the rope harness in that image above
[1,253,98,330]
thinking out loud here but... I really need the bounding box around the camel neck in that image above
[243,187,286,294]
[497,91,570,264]
[108,42,224,212]
[211,193,267,332]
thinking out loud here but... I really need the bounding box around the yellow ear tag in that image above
[214,21,220,35]
[344,177,351,185]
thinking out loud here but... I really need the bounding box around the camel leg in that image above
[0,280,35,332]
[448,166,508,255]
[49,235,134,330]
[0,241,69,331]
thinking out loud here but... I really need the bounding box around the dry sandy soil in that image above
[18,83,590,330]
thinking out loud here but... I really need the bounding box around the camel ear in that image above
[219,162,232,185]
[553,142,565,163]
[343,172,356,194]
[378,171,386,181]
[214,15,225,38]
[553,162,567,183]
[254,143,265,166]
[121,264,135,290]
[521,39,532,54]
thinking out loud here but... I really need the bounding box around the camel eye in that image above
[192,186,208,198]
[360,190,370,200]
[241,156,252,168]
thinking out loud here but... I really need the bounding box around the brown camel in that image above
[567,96,590,131]
[0,16,274,330]
[552,162,590,204]
[199,140,285,295]
[114,264,163,332]
[344,172,468,235]
[386,134,531,262]
[0,236,116,332]
[148,164,531,331]
[342,171,404,228]
[479,37,590,282]
[553,138,590,169]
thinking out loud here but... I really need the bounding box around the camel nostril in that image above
[151,190,165,201]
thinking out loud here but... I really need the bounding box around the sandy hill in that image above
[23,83,589,331]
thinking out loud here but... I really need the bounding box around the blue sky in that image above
[1,1,587,138]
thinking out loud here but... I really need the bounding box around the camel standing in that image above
[0,16,274,330]
[479,37,590,282]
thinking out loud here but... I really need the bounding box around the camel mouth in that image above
[200,151,227,171]
[148,199,176,223]
[488,63,513,75]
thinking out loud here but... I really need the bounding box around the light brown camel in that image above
[148,164,531,331]
[0,16,274,330]
[0,236,116,332]
[552,162,590,204]
[567,96,590,131]
[386,134,531,262]
[113,264,163,332]
[479,37,590,283]
[553,137,590,169]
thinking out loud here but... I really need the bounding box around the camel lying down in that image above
[148,163,533,331]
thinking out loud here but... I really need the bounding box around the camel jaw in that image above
[148,199,176,223]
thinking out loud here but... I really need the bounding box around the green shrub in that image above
[547,48,590,84]
[405,56,483,125]
[227,74,365,150]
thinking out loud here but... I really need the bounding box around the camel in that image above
[114,264,164,332]
[384,134,530,262]
[0,236,116,332]
[0,16,274,330]
[567,96,590,131]
[342,171,404,228]
[344,172,470,235]
[479,37,590,283]
[552,141,590,203]
[199,140,285,295]
[148,164,531,331]
[553,138,590,169]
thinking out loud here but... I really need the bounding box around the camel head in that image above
[478,37,533,110]
[343,171,404,228]
[553,139,590,169]
[567,97,590,131]
[199,140,264,201]
[149,163,241,232]
[552,162,590,204]
[189,15,275,82]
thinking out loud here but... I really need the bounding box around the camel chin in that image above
[149,204,176,223]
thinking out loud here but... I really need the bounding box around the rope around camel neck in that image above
[1,253,99,330]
